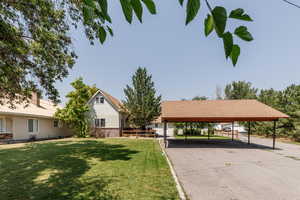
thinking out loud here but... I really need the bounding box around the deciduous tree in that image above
[1,0,254,105]
[54,77,97,137]
[225,81,258,100]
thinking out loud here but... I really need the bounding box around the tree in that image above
[224,81,258,99]
[123,67,161,129]
[1,0,254,106]
[215,85,223,100]
[54,77,97,137]
[192,96,208,100]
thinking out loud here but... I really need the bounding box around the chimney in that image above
[31,92,40,107]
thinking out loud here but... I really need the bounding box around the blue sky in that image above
[55,0,300,103]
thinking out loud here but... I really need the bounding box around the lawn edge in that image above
[158,139,187,200]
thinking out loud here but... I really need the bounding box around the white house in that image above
[0,93,71,141]
[87,89,175,137]
[87,89,125,137]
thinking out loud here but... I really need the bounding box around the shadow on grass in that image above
[0,140,139,200]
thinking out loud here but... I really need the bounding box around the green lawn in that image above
[0,138,179,200]
[175,134,231,140]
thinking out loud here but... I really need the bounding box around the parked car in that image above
[223,127,232,132]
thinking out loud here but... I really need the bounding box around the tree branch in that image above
[205,0,213,12]
[282,0,300,9]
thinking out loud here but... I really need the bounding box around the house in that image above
[0,93,71,141]
[148,116,175,137]
[87,89,125,137]
[87,89,175,137]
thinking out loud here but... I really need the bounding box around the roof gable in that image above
[88,89,122,112]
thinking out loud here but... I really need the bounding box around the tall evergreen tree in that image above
[123,67,161,129]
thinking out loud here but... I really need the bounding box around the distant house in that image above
[0,93,71,141]
[87,90,125,137]
[148,116,175,137]
[87,89,175,137]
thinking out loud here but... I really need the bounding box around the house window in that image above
[95,118,105,128]
[100,119,105,127]
[155,123,159,128]
[53,120,59,128]
[0,118,3,132]
[100,97,104,103]
[28,119,38,133]
[95,119,100,128]
[95,96,105,104]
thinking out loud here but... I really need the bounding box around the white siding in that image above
[148,123,175,137]
[88,93,120,128]
[11,116,71,140]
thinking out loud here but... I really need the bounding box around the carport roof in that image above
[161,99,289,122]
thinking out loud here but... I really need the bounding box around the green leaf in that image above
[212,6,227,37]
[234,26,253,41]
[142,0,156,14]
[106,25,114,36]
[204,14,214,37]
[82,5,93,23]
[84,0,95,8]
[98,26,107,44]
[229,8,253,21]
[222,32,233,59]
[230,44,240,66]
[185,0,200,25]
[179,0,184,6]
[98,0,112,23]
[120,0,133,23]
[131,0,143,23]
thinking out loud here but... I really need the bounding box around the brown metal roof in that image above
[161,100,289,122]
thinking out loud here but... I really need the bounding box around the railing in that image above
[122,129,157,138]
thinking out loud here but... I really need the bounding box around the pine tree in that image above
[123,67,161,129]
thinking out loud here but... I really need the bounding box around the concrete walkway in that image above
[166,137,300,200]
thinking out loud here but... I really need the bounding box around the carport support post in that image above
[185,123,187,142]
[231,122,234,141]
[163,121,167,148]
[248,121,251,145]
[273,120,277,150]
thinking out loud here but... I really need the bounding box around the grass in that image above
[175,134,230,140]
[0,138,179,200]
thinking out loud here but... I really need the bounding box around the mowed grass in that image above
[0,138,179,200]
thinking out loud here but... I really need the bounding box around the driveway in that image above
[166,137,300,200]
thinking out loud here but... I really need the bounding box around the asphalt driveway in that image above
[166,137,300,200]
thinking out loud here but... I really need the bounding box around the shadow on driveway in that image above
[167,138,280,150]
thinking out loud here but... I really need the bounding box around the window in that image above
[53,120,59,128]
[100,119,105,127]
[155,123,159,128]
[95,118,105,128]
[0,118,3,132]
[100,97,104,103]
[95,119,100,128]
[95,96,105,104]
[28,119,38,133]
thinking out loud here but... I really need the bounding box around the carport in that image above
[162,100,289,149]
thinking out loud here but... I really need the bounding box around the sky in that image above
[55,0,300,103]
